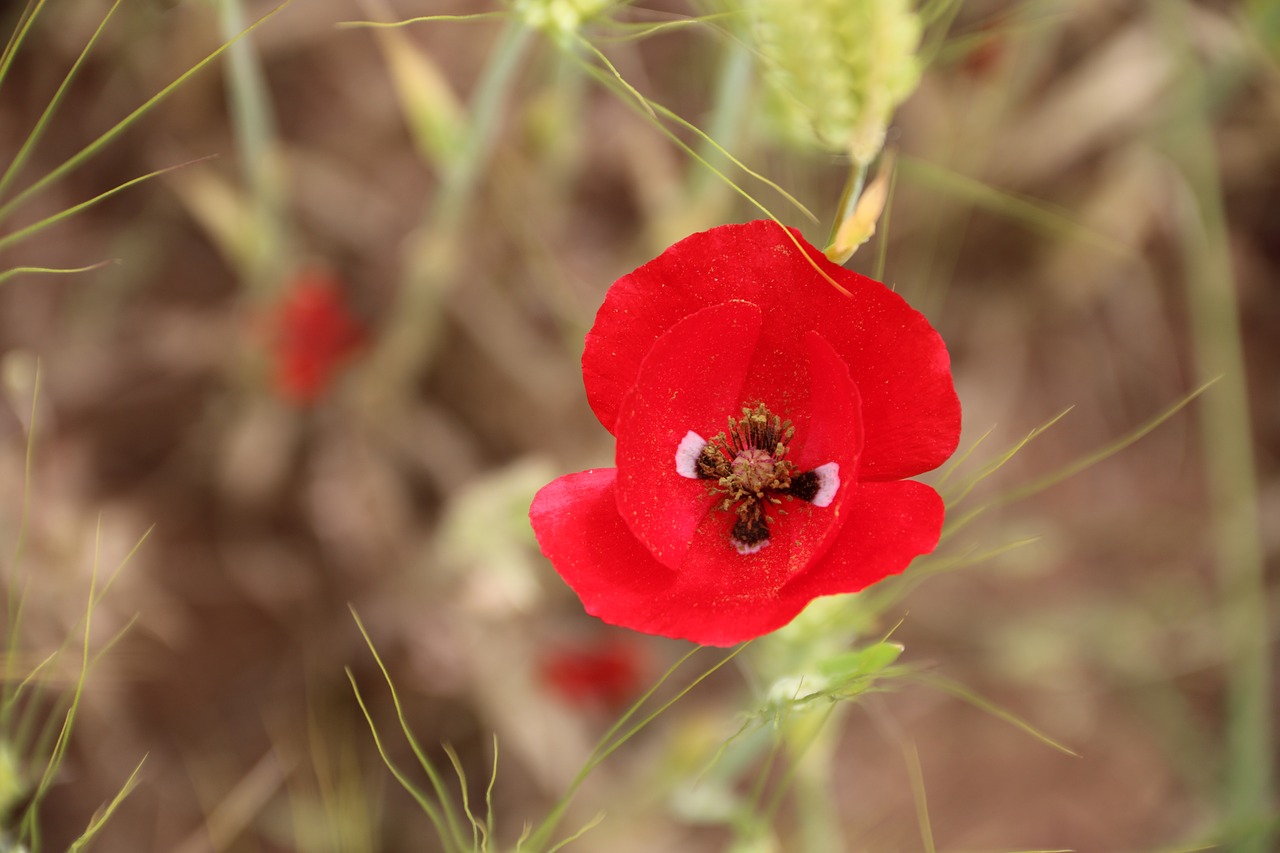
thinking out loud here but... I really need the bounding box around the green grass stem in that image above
[1155,5,1273,848]
[0,261,118,287]
[572,37,817,225]
[0,159,204,254]
[908,673,1078,758]
[942,380,1215,539]
[337,12,508,29]
[18,517,101,849]
[898,155,1133,259]
[687,28,753,202]
[524,643,746,852]
[349,606,470,853]
[1,359,40,737]
[217,0,289,293]
[438,19,534,225]
[0,0,49,91]
[904,741,937,853]
[355,16,533,409]
[0,0,122,203]
[0,1,292,225]
[68,755,146,852]
[826,160,869,250]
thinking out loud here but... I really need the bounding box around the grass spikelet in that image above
[739,0,923,163]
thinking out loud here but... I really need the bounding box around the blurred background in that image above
[0,0,1277,850]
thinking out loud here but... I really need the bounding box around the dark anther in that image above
[695,444,728,480]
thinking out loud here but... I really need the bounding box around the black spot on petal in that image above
[789,470,820,502]
[731,514,770,551]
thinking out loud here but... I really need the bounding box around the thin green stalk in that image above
[0,0,122,204]
[358,18,534,410]
[573,40,816,224]
[904,741,936,853]
[897,155,1131,259]
[825,160,868,251]
[0,1,292,224]
[217,0,288,293]
[2,361,39,735]
[1155,4,1272,849]
[338,12,508,29]
[524,644,746,852]
[437,19,534,225]
[908,673,1078,757]
[941,381,1215,539]
[686,23,754,199]
[0,260,117,286]
[347,671,456,849]
[871,165,899,282]
[767,705,843,853]
[0,0,49,90]
[349,607,470,853]
[0,159,198,253]
[19,517,101,849]
[68,755,146,852]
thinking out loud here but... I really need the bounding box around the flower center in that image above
[732,447,783,494]
[675,403,840,555]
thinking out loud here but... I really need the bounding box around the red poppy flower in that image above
[540,637,646,711]
[530,221,960,646]
[270,269,364,404]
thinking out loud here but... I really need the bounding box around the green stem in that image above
[0,0,121,205]
[358,20,534,413]
[0,2,292,226]
[1155,4,1272,850]
[687,29,753,199]
[0,0,51,93]
[525,645,745,852]
[824,159,868,252]
[437,19,535,225]
[218,0,289,293]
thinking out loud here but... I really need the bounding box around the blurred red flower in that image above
[530,221,961,646]
[540,637,645,711]
[270,269,364,404]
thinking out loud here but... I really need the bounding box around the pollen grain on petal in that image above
[810,462,840,508]
[675,430,708,479]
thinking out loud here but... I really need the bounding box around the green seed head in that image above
[742,0,923,162]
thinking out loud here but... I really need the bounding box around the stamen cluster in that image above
[691,403,813,553]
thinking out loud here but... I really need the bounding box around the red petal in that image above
[583,220,959,481]
[781,479,944,602]
[529,468,835,645]
[614,301,763,568]
[529,468,678,622]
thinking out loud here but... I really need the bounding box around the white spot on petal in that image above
[809,462,840,508]
[733,538,770,555]
[675,431,708,479]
